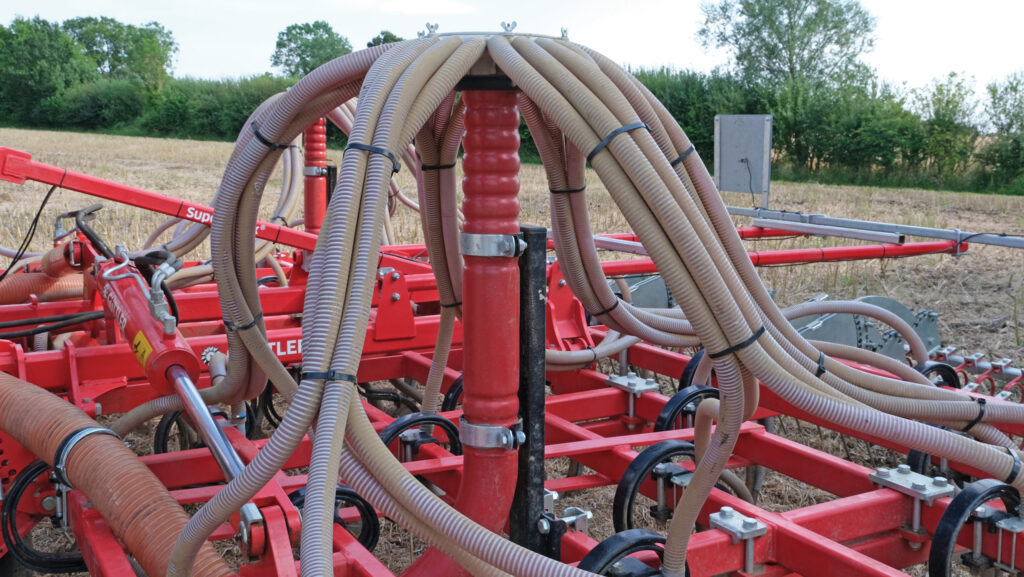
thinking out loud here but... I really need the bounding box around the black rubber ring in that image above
[301,370,358,383]
[251,122,289,150]
[592,299,620,317]
[670,145,695,167]
[1007,447,1022,484]
[347,142,401,174]
[962,397,987,433]
[549,186,587,194]
[440,301,462,309]
[816,352,827,377]
[587,122,650,164]
[708,326,766,359]
[421,163,456,171]
[225,312,264,333]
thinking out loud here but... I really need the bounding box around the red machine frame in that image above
[0,94,1005,577]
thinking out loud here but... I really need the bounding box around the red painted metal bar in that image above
[599,240,966,276]
[303,118,328,235]
[0,147,317,251]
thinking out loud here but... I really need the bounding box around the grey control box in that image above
[714,114,773,208]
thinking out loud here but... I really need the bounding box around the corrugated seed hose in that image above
[78,34,1023,577]
[0,372,231,577]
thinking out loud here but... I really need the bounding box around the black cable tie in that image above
[421,163,456,171]
[962,397,987,433]
[670,145,696,167]
[587,346,598,363]
[269,215,288,226]
[301,370,358,383]
[440,301,462,309]
[549,186,587,194]
[225,312,264,333]
[347,142,401,174]
[591,299,620,317]
[251,122,289,151]
[816,352,827,378]
[586,122,651,164]
[708,326,766,359]
[1006,447,1022,484]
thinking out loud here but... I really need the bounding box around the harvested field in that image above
[2,126,1023,576]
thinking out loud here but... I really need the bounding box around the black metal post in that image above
[510,225,547,552]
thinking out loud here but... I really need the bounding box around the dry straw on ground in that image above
[2,127,1022,576]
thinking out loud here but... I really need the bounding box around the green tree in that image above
[986,71,1024,135]
[0,16,97,124]
[632,67,750,163]
[62,17,177,89]
[271,21,351,77]
[978,72,1024,191]
[698,0,876,168]
[913,72,978,181]
[367,30,403,47]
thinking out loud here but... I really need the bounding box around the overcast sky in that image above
[2,0,1021,92]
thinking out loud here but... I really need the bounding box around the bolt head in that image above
[391,292,401,301]
[391,272,400,280]
[933,477,948,487]
[720,506,734,518]
[897,464,911,474]
[742,517,758,530]
[876,467,890,477]
[41,496,57,512]
[627,371,637,378]
[537,518,551,534]
[911,481,927,491]
[558,279,567,287]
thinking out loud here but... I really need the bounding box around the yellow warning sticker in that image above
[132,331,154,367]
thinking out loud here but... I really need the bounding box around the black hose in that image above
[0,183,61,285]
[1,460,87,573]
[0,311,104,340]
[0,311,97,330]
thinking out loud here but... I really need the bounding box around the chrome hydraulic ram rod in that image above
[167,364,245,479]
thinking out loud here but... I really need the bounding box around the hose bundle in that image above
[149,34,1024,577]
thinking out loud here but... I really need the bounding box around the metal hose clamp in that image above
[52,426,120,488]
[460,232,527,258]
[459,417,526,451]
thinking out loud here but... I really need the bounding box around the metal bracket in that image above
[607,372,660,421]
[709,507,767,574]
[236,502,266,560]
[543,488,558,513]
[460,232,527,258]
[560,506,593,533]
[459,417,526,451]
[50,426,119,530]
[870,464,954,550]
[537,506,592,534]
[302,166,328,177]
[650,462,692,522]
[994,515,1024,571]
[53,427,119,489]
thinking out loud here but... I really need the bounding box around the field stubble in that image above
[2,127,1021,576]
